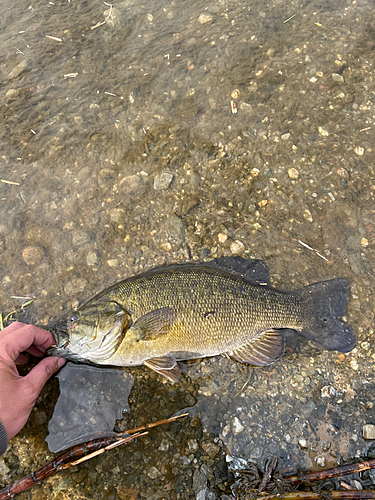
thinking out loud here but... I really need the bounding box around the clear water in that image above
[1,0,375,498]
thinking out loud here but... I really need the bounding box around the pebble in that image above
[119,174,143,193]
[187,439,199,453]
[72,231,91,247]
[321,385,336,398]
[281,132,291,140]
[318,126,329,136]
[8,59,28,80]
[64,278,87,295]
[86,251,99,266]
[231,417,244,435]
[363,424,375,440]
[332,73,345,84]
[158,438,170,451]
[361,238,369,247]
[218,233,227,244]
[288,167,299,179]
[0,460,10,477]
[110,208,126,224]
[198,13,213,23]
[202,442,220,458]
[303,209,313,222]
[315,457,326,467]
[107,259,118,267]
[354,146,364,156]
[154,172,174,190]
[22,246,44,265]
[299,438,307,449]
[147,466,162,479]
[231,89,240,99]
[230,240,244,255]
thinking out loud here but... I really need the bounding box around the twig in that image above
[0,412,188,499]
[257,456,277,493]
[257,492,375,499]
[0,179,19,186]
[284,457,375,484]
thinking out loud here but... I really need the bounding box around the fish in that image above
[47,257,355,382]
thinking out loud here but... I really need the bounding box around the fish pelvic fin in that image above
[144,354,181,382]
[296,278,355,353]
[226,329,285,366]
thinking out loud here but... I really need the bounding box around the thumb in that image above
[24,357,66,396]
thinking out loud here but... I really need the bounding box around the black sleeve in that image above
[0,420,8,456]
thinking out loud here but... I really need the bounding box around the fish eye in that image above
[69,313,80,323]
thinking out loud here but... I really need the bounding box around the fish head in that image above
[47,300,132,363]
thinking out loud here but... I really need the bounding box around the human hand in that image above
[0,322,66,440]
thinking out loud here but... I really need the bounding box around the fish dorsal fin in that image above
[132,308,175,341]
[227,330,285,366]
[144,354,181,382]
[206,257,270,286]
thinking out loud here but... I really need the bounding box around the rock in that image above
[303,209,313,222]
[321,385,336,398]
[72,231,91,247]
[107,259,118,267]
[158,438,170,451]
[154,172,174,190]
[86,251,99,266]
[193,467,208,498]
[363,424,375,440]
[22,246,44,265]
[8,59,28,80]
[109,208,126,223]
[318,126,329,137]
[315,456,326,467]
[231,417,244,435]
[198,13,213,23]
[281,132,291,140]
[288,167,299,179]
[0,460,10,478]
[147,466,162,479]
[332,73,344,84]
[202,442,220,458]
[354,146,364,156]
[119,174,143,194]
[361,238,369,247]
[230,240,245,255]
[218,233,227,244]
[187,439,199,453]
[64,278,87,296]
[299,438,307,449]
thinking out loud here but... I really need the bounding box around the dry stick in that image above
[257,492,375,500]
[0,413,188,499]
[258,456,277,493]
[284,458,375,484]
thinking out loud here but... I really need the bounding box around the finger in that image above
[15,353,29,365]
[0,321,27,338]
[0,324,56,362]
[24,357,66,396]
[24,345,47,357]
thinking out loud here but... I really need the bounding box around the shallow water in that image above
[1,0,375,498]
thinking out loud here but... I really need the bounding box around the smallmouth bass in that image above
[48,257,355,382]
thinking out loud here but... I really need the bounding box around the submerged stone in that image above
[46,363,134,452]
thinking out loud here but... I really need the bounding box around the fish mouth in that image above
[46,321,71,356]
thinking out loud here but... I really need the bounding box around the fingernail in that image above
[57,358,66,368]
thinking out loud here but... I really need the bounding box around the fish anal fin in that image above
[228,330,285,367]
[144,354,181,382]
[132,308,175,341]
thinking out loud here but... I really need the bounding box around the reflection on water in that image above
[1,0,375,497]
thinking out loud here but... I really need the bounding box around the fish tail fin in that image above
[295,278,355,353]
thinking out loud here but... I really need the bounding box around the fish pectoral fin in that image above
[132,308,175,341]
[144,354,181,383]
[228,330,285,367]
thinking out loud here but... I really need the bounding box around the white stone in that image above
[231,417,244,435]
